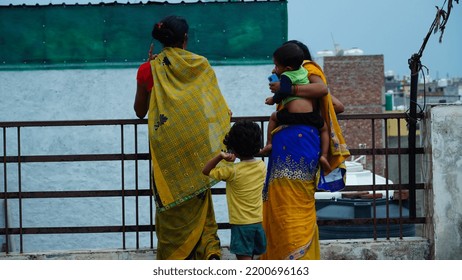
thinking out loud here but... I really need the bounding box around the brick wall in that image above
[323,55,386,175]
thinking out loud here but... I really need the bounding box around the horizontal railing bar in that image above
[316,183,425,192]
[0,184,424,199]
[0,148,423,163]
[0,119,147,128]
[346,148,424,155]
[0,189,152,199]
[0,113,411,128]
[1,153,150,163]
[0,225,154,235]
[211,188,226,195]
[0,217,425,235]
[317,217,426,226]
[336,113,408,120]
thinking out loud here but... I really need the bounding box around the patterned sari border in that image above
[156,179,220,212]
[285,240,312,260]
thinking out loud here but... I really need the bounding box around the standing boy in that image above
[202,120,267,260]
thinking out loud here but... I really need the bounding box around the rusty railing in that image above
[1,113,425,254]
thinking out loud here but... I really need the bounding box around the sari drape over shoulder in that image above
[303,60,350,169]
[148,47,230,259]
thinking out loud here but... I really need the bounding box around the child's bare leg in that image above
[319,122,331,172]
[259,112,278,155]
[319,155,331,172]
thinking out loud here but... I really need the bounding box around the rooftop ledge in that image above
[0,237,430,260]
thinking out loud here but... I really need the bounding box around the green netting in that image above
[0,1,287,70]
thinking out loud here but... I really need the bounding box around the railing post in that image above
[2,127,8,253]
[17,127,23,253]
[134,124,140,249]
[120,124,126,249]
[407,53,420,218]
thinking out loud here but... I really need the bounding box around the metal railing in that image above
[1,113,425,254]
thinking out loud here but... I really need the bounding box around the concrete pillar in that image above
[424,104,462,259]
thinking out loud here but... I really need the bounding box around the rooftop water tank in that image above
[385,70,395,81]
[438,78,448,87]
[316,50,335,57]
[344,47,364,56]
[315,160,415,239]
[316,198,415,239]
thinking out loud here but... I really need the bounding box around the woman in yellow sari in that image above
[260,40,349,260]
[134,15,231,260]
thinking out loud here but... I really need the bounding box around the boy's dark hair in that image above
[151,15,189,47]
[273,42,304,70]
[223,120,262,158]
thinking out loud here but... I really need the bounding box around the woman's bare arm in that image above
[134,83,150,119]
[294,74,328,99]
[295,74,345,114]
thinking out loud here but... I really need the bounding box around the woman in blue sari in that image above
[260,124,322,260]
[260,40,349,260]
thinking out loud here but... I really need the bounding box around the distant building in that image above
[385,74,462,107]
[323,55,386,175]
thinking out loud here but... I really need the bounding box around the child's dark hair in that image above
[223,120,262,158]
[284,40,312,61]
[273,43,304,70]
[151,15,189,47]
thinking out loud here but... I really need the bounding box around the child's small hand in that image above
[269,81,280,93]
[265,96,275,105]
[220,151,236,162]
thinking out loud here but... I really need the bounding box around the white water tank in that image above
[344,47,364,56]
[316,50,335,57]
[438,78,448,87]
[385,70,395,80]
[314,161,393,200]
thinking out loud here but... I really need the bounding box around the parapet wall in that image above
[0,238,430,260]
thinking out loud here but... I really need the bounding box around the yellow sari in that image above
[148,47,230,259]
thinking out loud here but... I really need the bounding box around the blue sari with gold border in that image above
[261,124,321,260]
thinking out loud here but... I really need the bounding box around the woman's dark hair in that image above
[273,43,304,70]
[151,15,189,47]
[223,120,262,158]
[284,40,312,61]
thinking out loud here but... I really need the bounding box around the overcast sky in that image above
[288,0,462,80]
[3,0,461,79]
